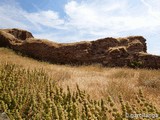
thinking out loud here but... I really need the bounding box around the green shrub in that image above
[130,61,143,68]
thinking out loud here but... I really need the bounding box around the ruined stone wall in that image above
[0,28,160,69]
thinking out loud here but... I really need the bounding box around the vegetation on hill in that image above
[0,48,160,119]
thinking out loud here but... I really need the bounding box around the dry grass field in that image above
[0,47,160,119]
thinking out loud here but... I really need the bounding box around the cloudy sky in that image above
[0,0,160,55]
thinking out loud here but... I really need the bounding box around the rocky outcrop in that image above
[0,28,160,69]
[0,28,33,40]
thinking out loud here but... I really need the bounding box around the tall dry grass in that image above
[0,47,160,109]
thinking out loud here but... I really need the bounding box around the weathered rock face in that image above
[0,28,33,40]
[0,28,160,69]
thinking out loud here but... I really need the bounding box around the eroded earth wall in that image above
[0,28,160,69]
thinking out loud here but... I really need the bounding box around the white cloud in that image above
[0,2,29,29]
[24,10,64,29]
[141,0,160,19]
[64,0,160,35]
[1,0,159,38]
[65,1,127,30]
[0,1,64,31]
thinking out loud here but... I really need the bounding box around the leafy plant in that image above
[130,61,143,68]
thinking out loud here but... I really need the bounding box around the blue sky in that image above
[0,0,160,55]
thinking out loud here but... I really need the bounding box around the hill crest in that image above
[0,28,160,68]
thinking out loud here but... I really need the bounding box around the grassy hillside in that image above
[0,47,160,119]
